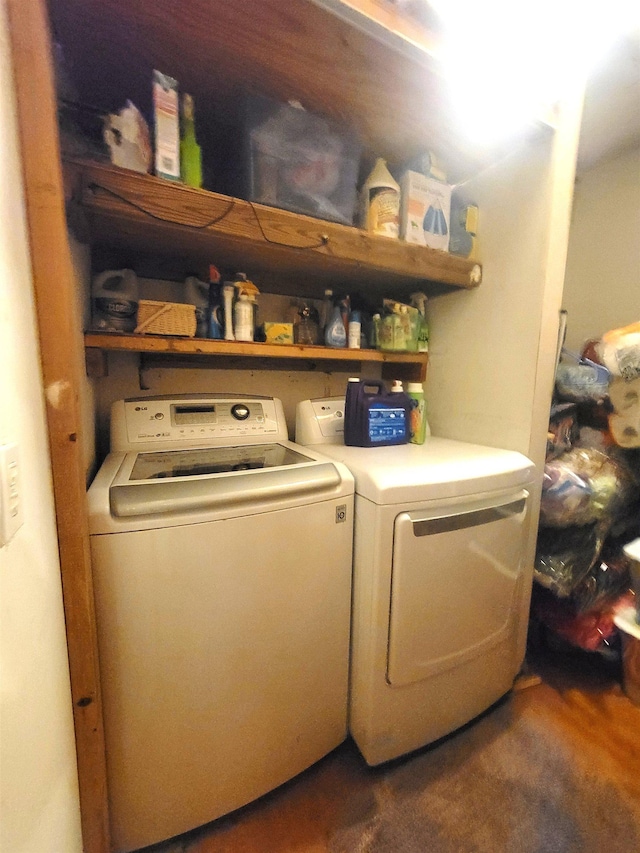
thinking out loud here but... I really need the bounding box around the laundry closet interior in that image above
[9,1,584,851]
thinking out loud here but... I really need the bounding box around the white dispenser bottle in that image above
[407,382,430,444]
[234,293,254,342]
[222,283,236,341]
[359,158,400,239]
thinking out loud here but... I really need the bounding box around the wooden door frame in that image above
[6,1,110,850]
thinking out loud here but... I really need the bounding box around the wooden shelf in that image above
[50,1,551,184]
[65,159,481,299]
[84,331,429,381]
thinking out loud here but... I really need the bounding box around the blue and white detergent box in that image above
[400,170,451,252]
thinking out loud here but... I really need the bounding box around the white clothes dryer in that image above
[88,395,354,852]
[296,397,537,766]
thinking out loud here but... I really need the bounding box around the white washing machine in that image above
[296,397,537,766]
[88,395,354,852]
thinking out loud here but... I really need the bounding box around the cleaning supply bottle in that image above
[207,265,223,339]
[407,382,430,444]
[296,304,320,345]
[233,272,260,337]
[222,282,235,341]
[359,158,400,238]
[184,275,209,337]
[344,377,362,446]
[348,310,361,349]
[234,292,253,341]
[339,295,350,339]
[410,292,430,353]
[318,288,334,338]
[344,378,411,446]
[370,313,381,349]
[180,93,202,188]
[91,269,139,332]
[325,304,347,347]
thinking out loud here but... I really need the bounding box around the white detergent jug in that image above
[92,269,139,332]
[359,158,400,238]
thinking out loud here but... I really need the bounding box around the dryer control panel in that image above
[110,396,285,451]
[295,397,345,445]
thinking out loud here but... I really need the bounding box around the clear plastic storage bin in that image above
[240,94,360,225]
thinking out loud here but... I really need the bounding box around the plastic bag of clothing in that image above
[570,541,632,613]
[530,585,620,653]
[534,522,606,597]
[539,447,633,528]
[545,402,578,462]
[555,349,610,404]
[540,462,591,527]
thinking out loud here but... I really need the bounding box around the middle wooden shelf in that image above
[84,332,429,382]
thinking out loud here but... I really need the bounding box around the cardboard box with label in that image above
[400,171,451,251]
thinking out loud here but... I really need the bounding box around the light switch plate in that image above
[0,444,24,546]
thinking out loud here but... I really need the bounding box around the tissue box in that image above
[239,94,360,225]
[400,170,451,251]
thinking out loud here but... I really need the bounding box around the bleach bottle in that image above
[344,378,410,447]
[91,269,138,332]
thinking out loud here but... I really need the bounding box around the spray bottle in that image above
[222,282,235,341]
[180,93,202,188]
[207,265,224,339]
[410,292,430,353]
[184,275,209,338]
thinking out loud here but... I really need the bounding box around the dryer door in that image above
[387,489,530,687]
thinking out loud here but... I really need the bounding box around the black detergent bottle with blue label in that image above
[344,378,411,447]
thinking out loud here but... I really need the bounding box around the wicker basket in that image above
[135,300,197,337]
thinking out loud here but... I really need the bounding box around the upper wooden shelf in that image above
[64,159,482,300]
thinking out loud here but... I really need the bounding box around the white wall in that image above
[425,105,581,473]
[0,1,83,850]
[562,144,640,351]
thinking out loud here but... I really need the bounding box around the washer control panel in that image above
[109,396,284,451]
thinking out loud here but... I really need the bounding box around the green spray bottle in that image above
[410,291,429,353]
[180,93,202,188]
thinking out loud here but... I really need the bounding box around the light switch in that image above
[0,444,24,546]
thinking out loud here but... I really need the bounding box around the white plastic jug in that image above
[92,269,139,332]
[359,158,400,238]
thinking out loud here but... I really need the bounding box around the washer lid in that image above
[108,444,340,518]
[304,437,536,503]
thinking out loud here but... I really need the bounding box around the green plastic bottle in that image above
[180,93,202,188]
[410,292,430,353]
[407,382,430,444]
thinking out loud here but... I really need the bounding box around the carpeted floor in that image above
[327,696,638,853]
[148,651,640,853]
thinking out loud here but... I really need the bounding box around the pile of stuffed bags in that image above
[532,322,640,655]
